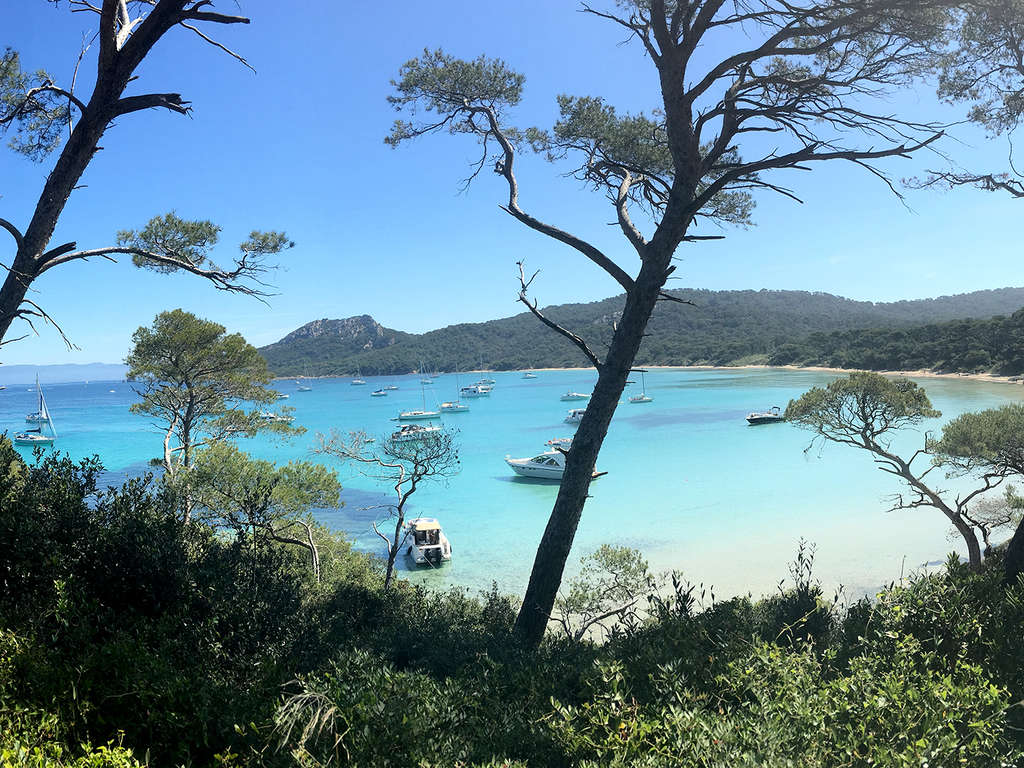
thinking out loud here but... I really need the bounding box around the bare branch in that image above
[516,261,603,370]
[0,219,24,249]
[180,21,255,72]
[116,92,191,116]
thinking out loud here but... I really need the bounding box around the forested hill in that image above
[768,308,1024,375]
[259,287,1024,376]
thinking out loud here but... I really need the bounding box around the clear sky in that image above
[1,1,1019,366]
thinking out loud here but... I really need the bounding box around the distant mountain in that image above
[0,363,128,386]
[259,287,1024,376]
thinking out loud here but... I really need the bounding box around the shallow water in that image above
[6,369,1022,599]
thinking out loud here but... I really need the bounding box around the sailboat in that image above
[296,365,313,392]
[628,369,653,403]
[351,367,367,385]
[440,366,469,413]
[398,379,441,421]
[419,359,434,385]
[16,376,56,445]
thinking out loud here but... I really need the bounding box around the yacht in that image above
[506,450,567,479]
[478,376,496,385]
[397,409,441,421]
[747,406,785,425]
[397,381,441,420]
[276,392,290,400]
[628,369,653,403]
[371,389,388,397]
[505,450,601,480]
[25,376,50,422]
[560,391,590,401]
[384,384,399,390]
[295,380,313,392]
[440,401,469,413]
[14,430,55,446]
[565,408,587,424]
[460,385,487,398]
[404,517,451,565]
[522,372,538,379]
[352,379,367,386]
[391,423,441,442]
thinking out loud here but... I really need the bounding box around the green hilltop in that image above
[259,287,1024,376]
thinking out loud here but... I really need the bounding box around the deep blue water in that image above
[5,369,1022,598]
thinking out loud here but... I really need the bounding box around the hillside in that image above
[768,308,1024,374]
[259,287,1024,376]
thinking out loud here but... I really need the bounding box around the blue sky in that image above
[1,1,1020,366]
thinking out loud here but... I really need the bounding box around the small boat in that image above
[560,391,590,401]
[420,378,434,385]
[404,517,451,565]
[478,377,496,385]
[371,389,388,397]
[391,423,441,442]
[505,450,602,480]
[545,436,574,449]
[565,408,587,424]
[257,411,294,424]
[352,379,367,386]
[384,384,399,390]
[296,367,313,391]
[440,401,469,413]
[460,385,487,398]
[746,406,785,425]
[276,392,290,400]
[628,369,653,403]
[522,372,537,379]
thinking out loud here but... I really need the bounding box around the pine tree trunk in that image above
[513,262,667,647]
[1005,517,1024,585]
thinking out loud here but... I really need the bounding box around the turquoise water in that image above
[6,369,1023,598]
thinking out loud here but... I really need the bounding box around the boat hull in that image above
[398,411,441,420]
[746,415,785,425]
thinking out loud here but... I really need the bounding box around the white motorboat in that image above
[276,392,290,400]
[295,379,312,392]
[440,401,469,413]
[522,372,538,379]
[371,389,388,397]
[505,450,601,480]
[391,423,442,442]
[545,436,574,449]
[478,377,496,385]
[564,408,587,424]
[628,369,653,403]
[560,391,590,401]
[747,406,785,425]
[404,517,451,565]
[506,450,567,479]
[352,379,367,386]
[385,385,399,390]
[460,385,487,398]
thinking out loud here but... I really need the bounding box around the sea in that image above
[6,368,1023,600]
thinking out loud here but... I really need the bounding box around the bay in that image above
[5,368,1022,599]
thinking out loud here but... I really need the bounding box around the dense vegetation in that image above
[771,307,1024,374]
[2,441,1022,766]
[260,287,1024,376]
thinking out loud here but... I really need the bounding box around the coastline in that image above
[276,365,1024,386]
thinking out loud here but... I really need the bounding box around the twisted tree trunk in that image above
[513,254,671,646]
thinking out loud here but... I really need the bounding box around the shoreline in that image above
[274,365,1024,386]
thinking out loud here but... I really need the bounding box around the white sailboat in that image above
[397,380,441,421]
[628,369,653,403]
[296,365,313,391]
[17,377,56,446]
[440,367,470,413]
